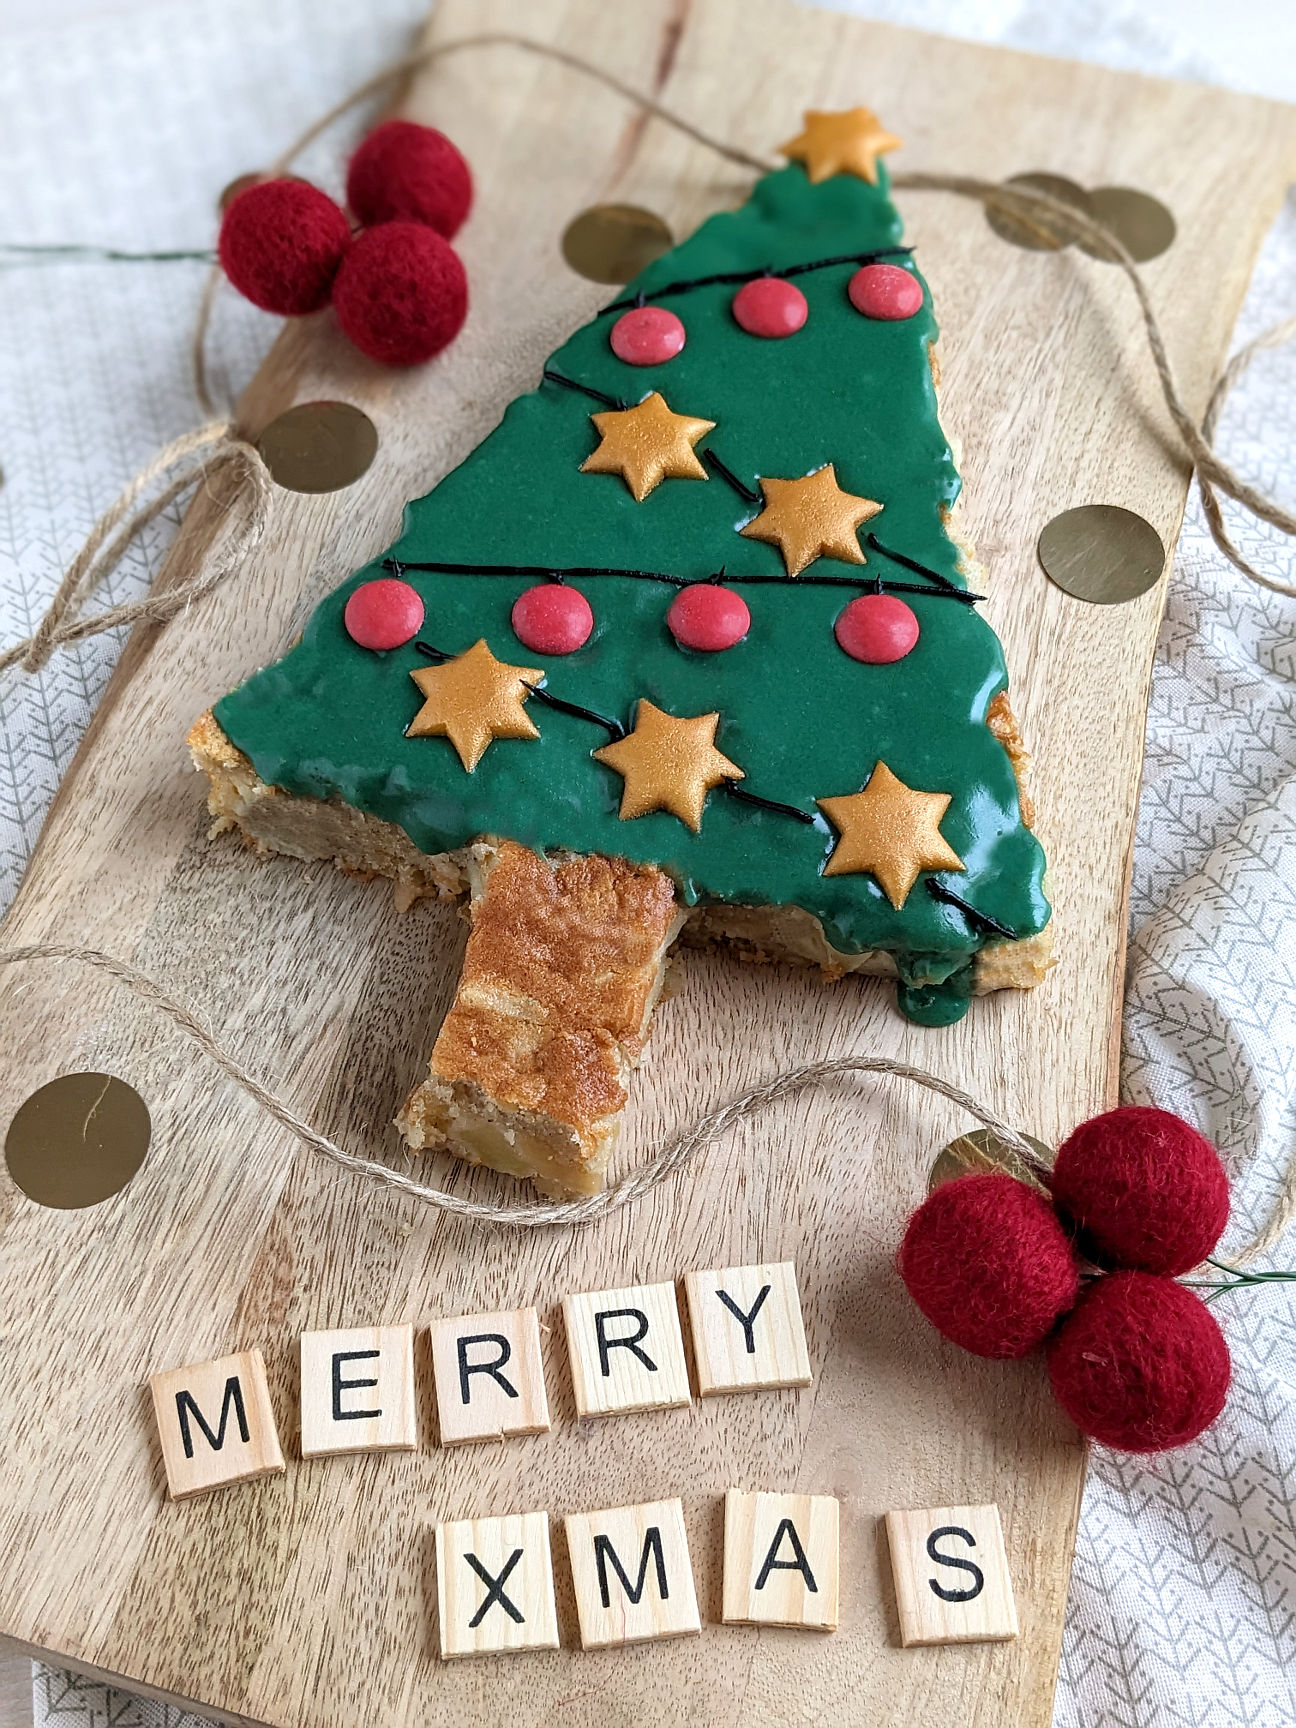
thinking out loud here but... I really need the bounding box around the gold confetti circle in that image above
[1038,504,1166,605]
[5,1072,151,1209]
[1078,187,1176,264]
[561,205,674,284]
[927,1127,1053,1193]
[985,172,1093,252]
[256,401,379,494]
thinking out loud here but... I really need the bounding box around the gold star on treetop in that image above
[407,639,544,772]
[740,464,882,576]
[580,393,716,502]
[817,761,964,908]
[779,107,903,185]
[593,699,744,832]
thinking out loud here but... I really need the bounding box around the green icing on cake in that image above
[214,161,1050,1022]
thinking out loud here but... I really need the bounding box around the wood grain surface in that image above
[0,0,1293,1723]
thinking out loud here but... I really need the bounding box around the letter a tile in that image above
[562,1282,691,1418]
[149,1349,285,1500]
[431,1309,551,1445]
[299,1324,417,1458]
[564,1498,701,1649]
[885,1504,1018,1646]
[722,1490,839,1630]
[435,1511,559,1659]
[683,1261,812,1396]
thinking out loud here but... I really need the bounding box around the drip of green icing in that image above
[214,161,1049,983]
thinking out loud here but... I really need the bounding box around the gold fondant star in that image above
[817,761,964,908]
[593,699,743,831]
[740,464,882,576]
[779,107,903,185]
[580,393,716,502]
[407,639,543,772]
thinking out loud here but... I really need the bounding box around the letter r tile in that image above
[148,1349,285,1500]
[431,1309,551,1445]
[562,1282,691,1418]
[885,1504,1018,1646]
[435,1511,558,1659]
[722,1490,839,1630]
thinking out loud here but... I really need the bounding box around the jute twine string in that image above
[0,422,273,677]
[0,943,1050,1230]
[2,37,1294,1254]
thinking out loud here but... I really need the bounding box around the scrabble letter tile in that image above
[149,1349,284,1500]
[434,1511,558,1659]
[430,1308,551,1446]
[885,1504,1018,1646]
[562,1282,690,1418]
[684,1261,812,1396]
[564,1498,700,1649]
[299,1324,417,1458]
[722,1490,839,1630]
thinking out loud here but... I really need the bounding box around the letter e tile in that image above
[299,1325,417,1458]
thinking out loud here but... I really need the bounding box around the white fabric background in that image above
[0,0,1293,1723]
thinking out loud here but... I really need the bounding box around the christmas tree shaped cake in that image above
[190,109,1051,1198]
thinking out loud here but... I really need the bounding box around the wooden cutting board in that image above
[1,1,1292,1723]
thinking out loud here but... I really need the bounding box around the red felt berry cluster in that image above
[217,121,471,367]
[899,1106,1235,1453]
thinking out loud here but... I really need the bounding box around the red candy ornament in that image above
[848,262,923,321]
[666,584,751,652]
[218,179,352,315]
[346,120,473,239]
[332,222,468,366]
[610,306,686,366]
[1048,1271,1231,1452]
[1051,1105,1230,1276]
[511,583,594,655]
[835,593,919,663]
[898,1172,1081,1359]
[343,578,424,651]
[732,277,808,338]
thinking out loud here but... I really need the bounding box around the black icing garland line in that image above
[388,557,979,604]
[541,368,626,410]
[701,448,761,503]
[925,878,1017,941]
[411,642,814,825]
[599,245,916,314]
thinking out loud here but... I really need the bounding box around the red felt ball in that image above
[331,222,468,366]
[346,119,473,239]
[343,578,424,651]
[667,584,751,652]
[1051,1106,1230,1275]
[1048,1271,1231,1452]
[218,178,352,315]
[511,584,594,655]
[835,593,920,663]
[609,306,686,366]
[899,1172,1081,1359]
[848,262,924,321]
[732,277,809,338]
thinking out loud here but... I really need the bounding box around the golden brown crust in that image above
[427,842,680,1134]
[986,690,1036,829]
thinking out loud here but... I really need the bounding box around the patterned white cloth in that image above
[1,0,1293,1723]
